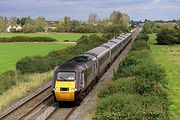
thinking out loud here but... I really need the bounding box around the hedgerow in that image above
[95,30,169,119]
[0,36,57,42]
[16,34,108,73]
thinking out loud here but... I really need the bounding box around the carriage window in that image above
[57,72,75,81]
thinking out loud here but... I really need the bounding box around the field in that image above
[149,34,180,119]
[0,43,73,73]
[0,33,91,42]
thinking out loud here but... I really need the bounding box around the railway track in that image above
[43,106,77,120]
[0,82,52,120]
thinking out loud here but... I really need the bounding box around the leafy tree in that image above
[0,16,7,32]
[9,17,18,26]
[88,13,99,24]
[156,25,180,45]
[142,21,157,34]
[35,16,47,32]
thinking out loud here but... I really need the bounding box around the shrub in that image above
[0,70,28,94]
[156,26,180,45]
[135,33,149,41]
[0,36,57,42]
[95,94,168,120]
[16,56,51,74]
[132,40,150,50]
[98,79,136,98]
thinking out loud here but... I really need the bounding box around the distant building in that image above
[6,25,22,32]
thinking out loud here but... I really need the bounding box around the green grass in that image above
[0,43,73,73]
[0,33,92,42]
[149,33,180,119]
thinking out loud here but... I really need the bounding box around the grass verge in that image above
[0,71,52,110]
[149,33,180,119]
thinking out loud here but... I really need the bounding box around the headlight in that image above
[71,88,77,91]
[53,87,58,91]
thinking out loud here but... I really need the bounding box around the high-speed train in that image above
[51,31,136,102]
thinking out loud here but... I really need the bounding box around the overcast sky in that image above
[0,0,180,21]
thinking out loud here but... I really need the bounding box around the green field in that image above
[0,43,73,73]
[149,34,180,119]
[0,33,91,42]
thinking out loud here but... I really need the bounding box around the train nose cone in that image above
[54,81,76,101]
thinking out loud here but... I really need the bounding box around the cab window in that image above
[57,72,75,81]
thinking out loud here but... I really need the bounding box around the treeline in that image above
[0,11,130,36]
[0,36,57,42]
[141,20,180,45]
[95,29,169,119]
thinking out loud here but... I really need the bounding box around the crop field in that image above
[0,33,92,42]
[149,34,180,119]
[0,43,73,73]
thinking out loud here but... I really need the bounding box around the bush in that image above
[95,94,168,120]
[0,38,10,42]
[98,79,136,98]
[156,26,180,45]
[132,40,150,50]
[0,70,28,94]
[16,56,51,74]
[135,33,149,41]
[0,36,57,42]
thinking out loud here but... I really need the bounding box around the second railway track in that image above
[0,82,52,120]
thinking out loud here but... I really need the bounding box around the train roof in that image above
[85,46,109,58]
[110,38,124,44]
[57,55,94,72]
[101,42,117,49]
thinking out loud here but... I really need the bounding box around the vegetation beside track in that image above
[95,29,169,119]
[0,71,52,110]
[149,33,180,119]
[16,34,109,73]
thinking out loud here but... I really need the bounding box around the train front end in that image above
[53,71,77,101]
[52,61,85,102]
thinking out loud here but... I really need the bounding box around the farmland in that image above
[149,34,180,119]
[0,33,92,42]
[0,43,73,73]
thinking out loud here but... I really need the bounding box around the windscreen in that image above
[57,72,75,81]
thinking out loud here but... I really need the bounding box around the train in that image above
[51,30,137,103]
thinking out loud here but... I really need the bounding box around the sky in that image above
[0,0,180,21]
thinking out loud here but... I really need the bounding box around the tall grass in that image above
[0,71,52,110]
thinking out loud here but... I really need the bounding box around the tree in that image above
[9,17,17,26]
[0,16,7,32]
[35,16,47,32]
[22,16,36,33]
[58,16,72,32]
[142,21,157,34]
[156,25,180,45]
[88,13,99,24]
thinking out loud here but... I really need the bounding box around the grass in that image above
[0,33,92,42]
[0,71,52,110]
[0,43,73,73]
[149,33,180,119]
